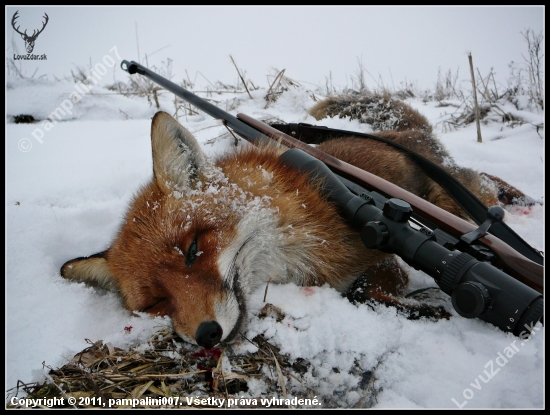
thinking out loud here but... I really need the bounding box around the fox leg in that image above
[480,173,534,206]
[346,256,451,321]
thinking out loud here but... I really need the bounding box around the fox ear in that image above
[150,111,208,194]
[60,251,118,291]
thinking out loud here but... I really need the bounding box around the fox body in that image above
[61,110,525,348]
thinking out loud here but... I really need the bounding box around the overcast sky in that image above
[5,6,544,91]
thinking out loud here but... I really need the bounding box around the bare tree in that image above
[521,29,544,110]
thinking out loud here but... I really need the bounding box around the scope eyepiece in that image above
[431,250,543,337]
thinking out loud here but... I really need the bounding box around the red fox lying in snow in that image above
[61,110,527,348]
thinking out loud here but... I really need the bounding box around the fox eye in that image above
[186,240,198,267]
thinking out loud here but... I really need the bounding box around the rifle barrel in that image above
[121,60,272,147]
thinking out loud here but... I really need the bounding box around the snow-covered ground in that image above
[5,74,544,408]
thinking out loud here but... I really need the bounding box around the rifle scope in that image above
[281,148,543,338]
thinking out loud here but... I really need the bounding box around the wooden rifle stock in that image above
[237,114,543,294]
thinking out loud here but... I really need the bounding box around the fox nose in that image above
[195,321,223,348]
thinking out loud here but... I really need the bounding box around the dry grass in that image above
[309,91,432,133]
[6,304,379,409]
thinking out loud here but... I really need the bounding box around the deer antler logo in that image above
[11,10,49,54]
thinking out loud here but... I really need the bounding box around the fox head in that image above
[61,112,274,347]
[61,112,376,348]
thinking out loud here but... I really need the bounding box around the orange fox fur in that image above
[61,108,527,348]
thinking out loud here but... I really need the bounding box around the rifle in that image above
[121,60,543,337]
